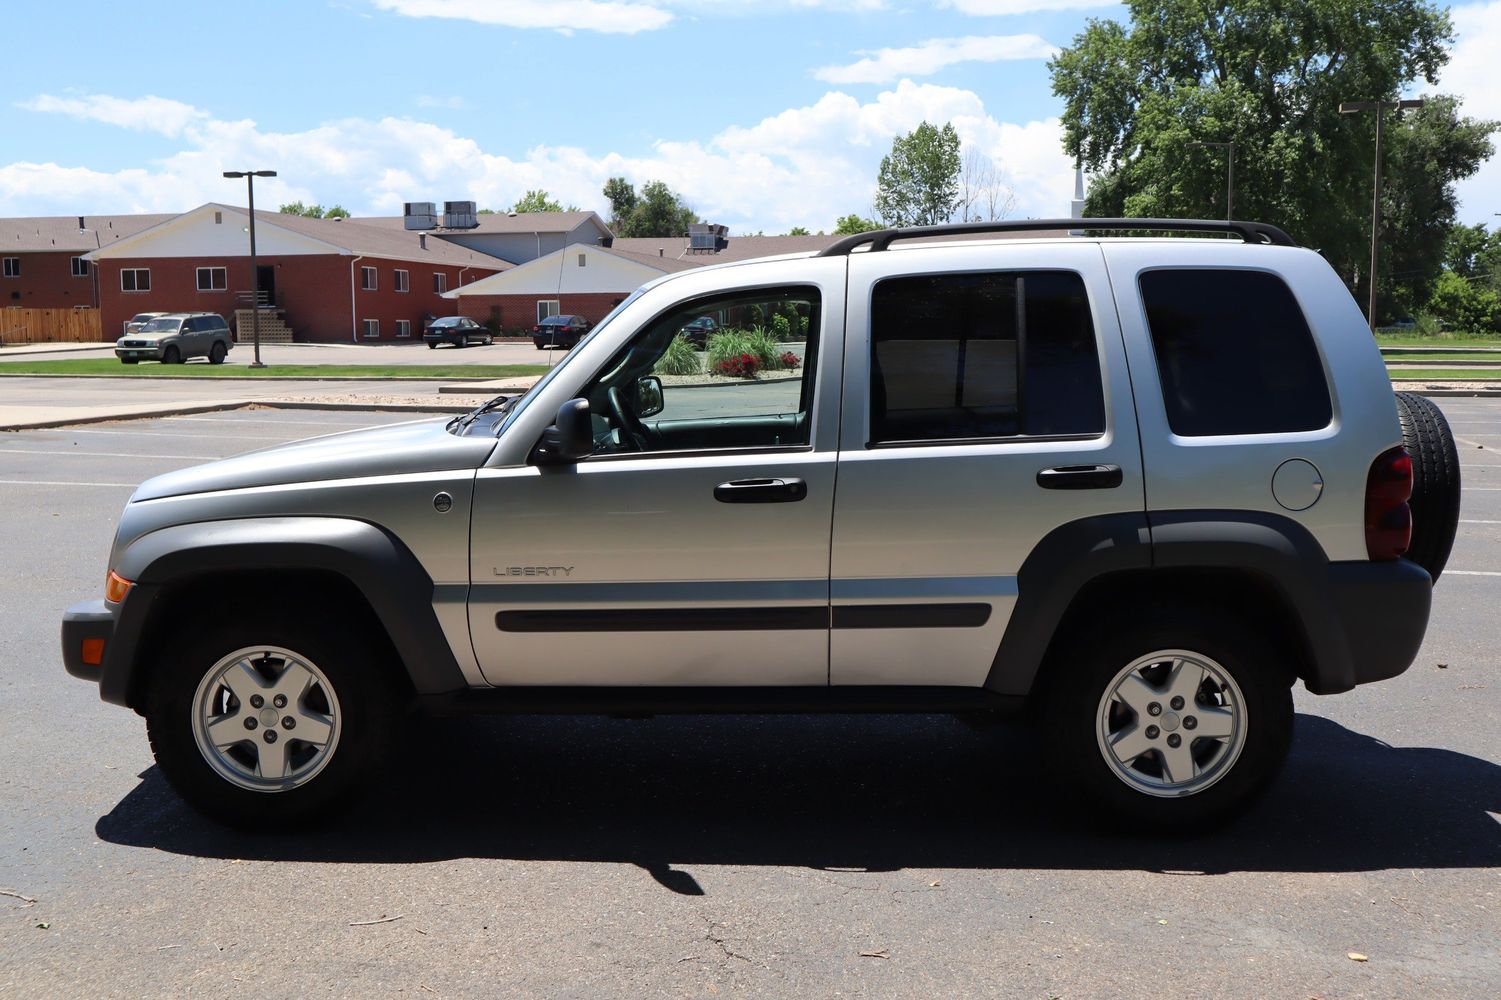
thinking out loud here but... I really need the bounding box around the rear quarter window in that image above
[1139,268,1332,437]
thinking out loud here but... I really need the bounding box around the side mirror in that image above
[635,375,664,418]
[532,398,593,466]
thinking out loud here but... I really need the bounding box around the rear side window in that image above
[1139,269,1331,436]
[869,270,1104,443]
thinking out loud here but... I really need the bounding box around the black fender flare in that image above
[101,516,468,708]
[985,511,1430,697]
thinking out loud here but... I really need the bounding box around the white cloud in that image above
[814,34,1056,84]
[3,81,1075,232]
[941,0,1116,13]
[370,0,674,34]
[16,93,208,138]
[1442,2,1501,226]
[415,94,466,110]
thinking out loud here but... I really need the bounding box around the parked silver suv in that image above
[115,312,232,365]
[63,220,1459,831]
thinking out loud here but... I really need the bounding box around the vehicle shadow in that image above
[97,713,1501,889]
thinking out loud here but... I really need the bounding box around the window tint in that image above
[1139,269,1331,436]
[869,270,1104,443]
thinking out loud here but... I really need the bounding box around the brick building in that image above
[86,204,509,341]
[0,214,174,310]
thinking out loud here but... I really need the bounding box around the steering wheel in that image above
[608,385,654,452]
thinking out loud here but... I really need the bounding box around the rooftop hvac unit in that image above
[403,202,438,230]
[688,223,729,253]
[443,200,480,229]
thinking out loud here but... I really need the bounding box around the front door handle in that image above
[1036,464,1123,490]
[714,478,808,503]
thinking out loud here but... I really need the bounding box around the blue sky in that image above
[1,0,1497,233]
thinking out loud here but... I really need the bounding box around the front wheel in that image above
[145,620,403,828]
[1040,609,1293,831]
[161,345,181,365]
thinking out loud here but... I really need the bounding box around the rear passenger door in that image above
[829,242,1145,690]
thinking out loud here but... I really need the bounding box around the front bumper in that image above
[115,346,163,360]
[61,599,116,683]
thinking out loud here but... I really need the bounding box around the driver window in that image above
[581,286,820,456]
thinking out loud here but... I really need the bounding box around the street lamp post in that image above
[1339,99,1423,330]
[222,169,278,368]
[1187,140,1235,221]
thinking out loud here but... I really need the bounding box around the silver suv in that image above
[63,219,1459,831]
[115,312,232,365]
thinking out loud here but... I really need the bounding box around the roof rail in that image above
[816,218,1298,257]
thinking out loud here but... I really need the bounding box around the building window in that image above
[196,266,227,291]
[395,319,411,338]
[537,299,561,323]
[361,266,377,291]
[2,257,19,278]
[362,319,379,338]
[71,257,90,277]
[214,211,223,225]
[395,269,409,293]
[578,253,586,267]
[433,272,448,294]
[121,268,151,292]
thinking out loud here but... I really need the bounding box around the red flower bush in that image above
[715,352,760,378]
[780,351,801,370]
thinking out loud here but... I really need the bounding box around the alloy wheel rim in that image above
[190,646,342,793]
[1094,649,1247,798]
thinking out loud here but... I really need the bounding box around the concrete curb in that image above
[0,400,255,432]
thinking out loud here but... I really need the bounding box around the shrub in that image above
[770,313,792,341]
[653,334,701,376]
[708,329,755,369]
[715,352,760,378]
[742,326,786,370]
[780,351,801,370]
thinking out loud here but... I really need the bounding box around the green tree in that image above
[1444,223,1501,289]
[615,180,698,238]
[278,202,349,219]
[875,121,962,227]
[833,213,879,235]
[509,189,578,213]
[1427,270,1501,333]
[603,177,638,229]
[787,226,811,236]
[1050,0,1495,322]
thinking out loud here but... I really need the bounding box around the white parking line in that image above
[0,479,135,487]
[1445,571,1501,577]
[1460,519,1501,524]
[0,448,223,460]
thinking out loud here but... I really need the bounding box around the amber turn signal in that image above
[104,570,134,604]
[81,638,106,666]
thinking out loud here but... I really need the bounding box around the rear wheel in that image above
[1040,607,1293,831]
[145,618,404,828]
[208,342,227,365]
[161,345,181,365]
[427,341,436,350]
[1394,391,1461,581]
[120,358,138,365]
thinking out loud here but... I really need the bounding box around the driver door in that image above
[468,268,844,687]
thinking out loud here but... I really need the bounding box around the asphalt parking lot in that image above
[1,401,1499,998]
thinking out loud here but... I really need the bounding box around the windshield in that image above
[140,318,182,333]
[489,288,647,438]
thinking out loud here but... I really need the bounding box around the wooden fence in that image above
[0,307,105,344]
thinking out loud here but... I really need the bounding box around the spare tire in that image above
[1393,392,1461,581]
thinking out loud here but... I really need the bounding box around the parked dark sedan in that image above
[533,314,590,350]
[678,315,720,349]
[424,316,493,349]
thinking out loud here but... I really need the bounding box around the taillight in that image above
[1365,446,1413,560]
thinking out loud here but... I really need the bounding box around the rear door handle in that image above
[714,478,808,503]
[1036,464,1123,490]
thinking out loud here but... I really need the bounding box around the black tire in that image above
[427,341,436,350]
[1039,605,1294,832]
[483,335,493,346]
[1394,391,1461,581]
[144,617,405,828]
[208,342,227,365]
[120,358,137,365]
[161,345,181,365]
[535,341,547,351]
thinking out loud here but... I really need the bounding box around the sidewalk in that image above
[0,341,110,356]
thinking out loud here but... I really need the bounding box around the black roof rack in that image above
[816,218,1298,257]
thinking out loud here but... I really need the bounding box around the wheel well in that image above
[1030,568,1313,703]
[127,569,412,712]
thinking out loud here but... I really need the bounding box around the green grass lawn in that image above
[1384,353,1501,362]
[1386,369,1501,381]
[1375,333,1501,349]
[0,359,550,378]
